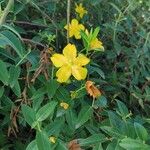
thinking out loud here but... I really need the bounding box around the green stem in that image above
[75,85,85,93]
[67,0,71,44]
[37,122,41,132]
[0,0,14,25]
[92,98,95,107]
[16,49,31,67]
[113,4,130,42]
[144,32,150,47]
[113,13,121,42]
[51,66,54,80]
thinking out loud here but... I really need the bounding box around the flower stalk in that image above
[0,0,14,25]
[67,0,71,43]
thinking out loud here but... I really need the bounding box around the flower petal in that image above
[64,24,74,37]
[56,65,71,83]
[51,54,68,67]
[72,66,87,80]
[71,19,79,26]
[79,24,85,30]
[74,54,90,66]
[74,24,85,39]
[63,44,77,60]
[90,38,104,50]
[74,32,81,39]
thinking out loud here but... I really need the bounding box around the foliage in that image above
[0,0,149,150]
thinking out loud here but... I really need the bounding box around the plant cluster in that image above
[0,0,149,150]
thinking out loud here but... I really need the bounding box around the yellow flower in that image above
[49,136,56,144]
[85,29,104,50]
[75,3,87,18]
[64,19,85,39]
[50,43,90,83]
[60,102,69,110]
[90,38,104,50]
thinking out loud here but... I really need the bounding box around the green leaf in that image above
[101,126,124,138]
[134,122,148,141]
[108,111,122,129]
[116,100,129,117]
[46,79,59,99]
[79,134,106,147]
[2,24,22,40]
[36,101,57,122]
[26,140,38,150]
[76,106,92,129]
[11,80,21,97]
[0,48,15,61]
[55,142,67,150]
[0,60,9,85]
[0,86,4,98]
[119,138,150,150]
[33,97,44,111]
[95,96,107,107]
[31,87,46,100]
[106,139,124,150]
[36,132,51,150]
[21,104,37,128]
[109,3,121,14]
[0,30,24,58]
[92,27,100,40]
[93,143,103,150]
[66,110,77,131]
[55,86,70,101]
[9,66,20,88]
[47,118,65,135]
[89,66,105,79]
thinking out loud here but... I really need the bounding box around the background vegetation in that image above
[0,0,150,149]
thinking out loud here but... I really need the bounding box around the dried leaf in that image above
[85,81,101,99]
[31,49,50,83]
[68,140,82,150]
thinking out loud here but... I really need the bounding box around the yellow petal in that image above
[49,137,56,144]
[74,32,81,39]
[85,29,89,35]
[72,66,87,80]
[60,102,69,110]
[79,12,85,18]
[79,24,85,31]
[56,65,71,83]
[74,24,85,39]
[51,54,68,67]
[71,19,79,26]
[74,54,90,66]
[90,38,103,50]
[63,44,77,60]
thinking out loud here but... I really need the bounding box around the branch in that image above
[0,0,14,25]
[22,38,46,48]
[6,20,48,28]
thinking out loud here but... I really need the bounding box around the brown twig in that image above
[6,20,48,28]
[22,38,46,48]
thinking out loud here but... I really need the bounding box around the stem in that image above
[75,85,85,93]
[67,0,71,44]
[92,98,95,107]
[51,66,54,80]
[144,32,150,47]
[16,49,31,67]
[113,4,130,42]
[113,13,121,42]
[37,122,41,132]
[0,0,14,25]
